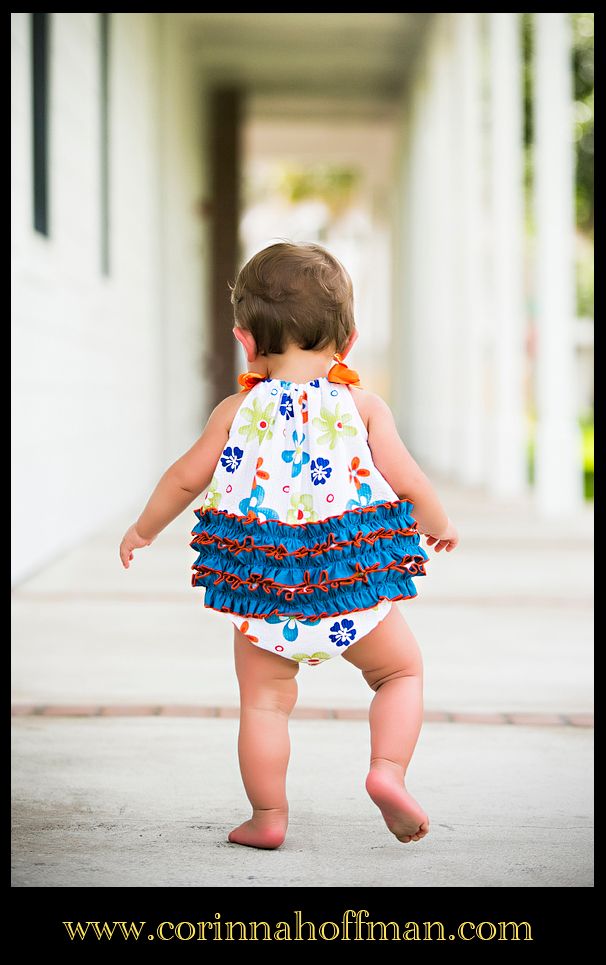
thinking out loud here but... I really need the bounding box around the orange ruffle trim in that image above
[237,352,362,392]
[192,558,427,600]
[191,525,419,559]
[203,594,418,622]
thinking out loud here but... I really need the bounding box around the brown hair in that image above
[230,241,355,356]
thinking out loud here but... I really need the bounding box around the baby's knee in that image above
[240,674,299,716]
[365,662,423,692]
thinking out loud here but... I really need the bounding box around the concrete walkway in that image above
[12,717,592,887]
[11,483,594,887]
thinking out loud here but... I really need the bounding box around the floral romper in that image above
[190,355,429,667]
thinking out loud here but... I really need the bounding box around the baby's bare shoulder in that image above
[215,390,250,432]
[224,389,249,409]
[350,386,393,419]
[349,386,394,433]
[207,390,248,434]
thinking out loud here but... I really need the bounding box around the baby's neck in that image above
[260,348,337,384]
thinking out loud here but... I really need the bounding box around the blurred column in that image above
[416,79,436,467]
[209,87,242,409]
[454,13,486,487]
[427,16,457,475]
[533,13,583,513]
[389,109,411,440]
[405,74,432,464]
[414,31,439,468]
[487,13,527,497]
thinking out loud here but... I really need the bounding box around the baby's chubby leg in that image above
[342,603,429,844]
[228,629,300,850]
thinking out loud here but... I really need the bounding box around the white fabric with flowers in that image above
[190,374,428,666]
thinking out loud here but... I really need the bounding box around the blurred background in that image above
[12,13,593,887]
[12,12,593,586]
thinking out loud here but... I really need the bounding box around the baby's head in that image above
[231,242,356,359]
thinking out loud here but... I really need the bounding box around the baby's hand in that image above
[119,524,154,569]
[424,519,459,553]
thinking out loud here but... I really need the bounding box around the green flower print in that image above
[290,652,332,666]
[238,399,276,443]
[312,403,357,449]
[203,475,222,509]
[286,493,318,524]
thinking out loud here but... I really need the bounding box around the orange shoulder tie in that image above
[237,371,267,392]
[237,357,362,391]
[326,353,363,388]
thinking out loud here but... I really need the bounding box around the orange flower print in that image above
[238,620,259,644]
[253,457,270,488]
[348,456,370,490]
[298,390,309,424]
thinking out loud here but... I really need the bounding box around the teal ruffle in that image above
[197,579,420,619]
[191,540,426,580]
[190,499,429,618]
[192,499,419,544]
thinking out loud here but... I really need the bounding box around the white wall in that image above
[11,13,208,585]
[156,14,209,466]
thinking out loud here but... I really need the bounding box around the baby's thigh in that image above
[341,603,423,686]
[233,625,300,694]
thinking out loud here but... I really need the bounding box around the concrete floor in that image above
[11,482,594,887]
[11,717,593,888]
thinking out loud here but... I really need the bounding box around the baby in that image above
[120,242,458,850]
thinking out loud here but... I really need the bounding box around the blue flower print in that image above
[346,481,374,510]
[280,380,293,388]
[309,379,320,388]
[281,430,311,478]
[266,613,322,642]
[238,484,279,521]
[329,618,357,647]
[279,393,294,419]
[310,457,332,486]
[220,445,243,474]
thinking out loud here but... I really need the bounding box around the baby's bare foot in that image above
[227,807,288,850]
[366,760,430,844]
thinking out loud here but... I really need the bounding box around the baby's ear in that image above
[340,328,359,359]
[233,325,259,363]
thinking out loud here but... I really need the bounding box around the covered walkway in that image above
[12,482,593,887]
[12,12,592,889]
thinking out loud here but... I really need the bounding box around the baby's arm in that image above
[361,391,459,552]
[119,393,241,568]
